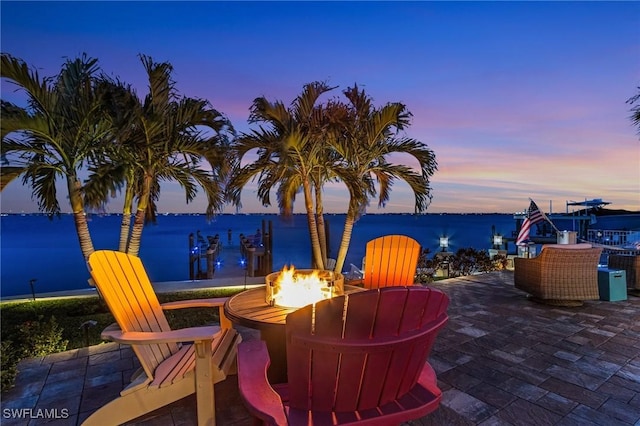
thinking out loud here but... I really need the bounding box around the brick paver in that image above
[2,271,639,425]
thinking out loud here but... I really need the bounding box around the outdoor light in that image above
[241,257,248,290]
[439,236,449,252]
[493,234,503,248]
[29,278,37,301]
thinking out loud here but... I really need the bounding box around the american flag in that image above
[516,200,546,245]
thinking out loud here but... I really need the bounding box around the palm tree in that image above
[0,101,29,190]
[83,78,138,252]
[85,55,234,256]
[227,82,336,269]
[1,53,111,259]
[330,86,438,273]
[627,86,640,135]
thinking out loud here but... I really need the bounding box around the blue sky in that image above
[1,1,639,214]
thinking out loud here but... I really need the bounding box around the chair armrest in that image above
[514,256,544,295]
[161,297,234,329]
[237,339,287,426]
[101,323,221,345]
[514,257,539,273]
[160,297,228,310]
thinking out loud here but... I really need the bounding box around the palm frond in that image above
[24,164,61,214]
[0,166,25,190]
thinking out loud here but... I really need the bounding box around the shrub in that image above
[415,247,509,282]
[2,316,69,392]
[415,248,438,284]
[17,316,68,357]
[0,288,243,391]
[491,253,509,271]
[1,340,20,392]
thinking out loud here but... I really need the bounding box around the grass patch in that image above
[0,287,244,391]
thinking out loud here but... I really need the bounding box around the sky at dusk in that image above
[1,1,639,215]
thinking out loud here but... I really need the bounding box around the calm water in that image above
[0,213,516,297]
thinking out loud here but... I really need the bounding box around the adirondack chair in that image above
[350,235,421,289]
[83,250,241,426]
[237,286,449,425]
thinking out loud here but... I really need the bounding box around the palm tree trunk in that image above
[67,177,94,260]
[314,184,328,267]
[303,180,323,269]
[127,175,152,257]
[334,208,357,274]
[127,208,146,257]
[73,211,95,260]
[118,184,135,252]
[119,213,132,253]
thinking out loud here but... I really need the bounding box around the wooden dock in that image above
[189,220,274,281]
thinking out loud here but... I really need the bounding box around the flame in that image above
[271,265,334,308]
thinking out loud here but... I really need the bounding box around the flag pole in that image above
[530,198,561,234]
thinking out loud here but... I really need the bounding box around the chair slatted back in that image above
[285,287,449,412]
[88,250,179,380]
[363,235,421,289]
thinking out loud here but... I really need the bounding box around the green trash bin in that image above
[597,268,627,301]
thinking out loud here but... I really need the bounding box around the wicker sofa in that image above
[514,244,603,306]
[608,254,640,294]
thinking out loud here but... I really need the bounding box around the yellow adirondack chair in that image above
[83,250,241,426]
[351,235,421,289]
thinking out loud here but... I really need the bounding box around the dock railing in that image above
[586,229,640,259]
[188,233,221,280]
[587,229,639,248]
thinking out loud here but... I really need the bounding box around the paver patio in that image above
[2,271,639,425]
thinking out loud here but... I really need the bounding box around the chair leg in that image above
[82,380,194,426]
[195,340,215,426]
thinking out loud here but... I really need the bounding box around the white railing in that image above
[586,229,640,251]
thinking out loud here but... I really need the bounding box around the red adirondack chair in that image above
[237,286,449,425]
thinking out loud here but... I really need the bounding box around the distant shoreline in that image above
[0,211,518,217]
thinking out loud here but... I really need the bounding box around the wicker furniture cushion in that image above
[540,243,592,252]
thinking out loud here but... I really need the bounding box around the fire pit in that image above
[224,275,361,382]
[265,266,344,308]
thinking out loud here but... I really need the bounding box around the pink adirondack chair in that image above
[237,286,449,425]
